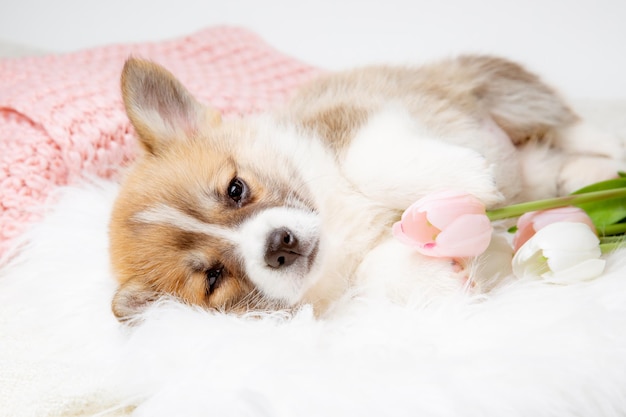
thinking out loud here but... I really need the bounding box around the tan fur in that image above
[109,128,290,315]
[300,105,371,158]
[286,55,577,152]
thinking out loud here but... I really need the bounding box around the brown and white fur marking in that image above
[109,56,624,321]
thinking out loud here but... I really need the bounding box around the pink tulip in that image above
[392,190,493,258]
[513,207,596,252]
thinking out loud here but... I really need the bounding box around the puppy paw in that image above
[558,155,626,195]
[344,114,504,209]
[356,239,468,306]
[559,122,626,160]
[451,258,474,288]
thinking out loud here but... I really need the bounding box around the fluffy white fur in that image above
[342,108,507,209]
[2,102,626,416]
[2,182,626,417]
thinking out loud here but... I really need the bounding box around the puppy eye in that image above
[206,267,223,294]
[227,177,248,204]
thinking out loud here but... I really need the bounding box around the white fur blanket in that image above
[1,100,626,417]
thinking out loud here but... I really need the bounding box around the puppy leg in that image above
[342,108,503,209]
[556,121,625,158]
[461,56,624,197]
[518,123,626,199]
[553,122,626,194]
[355,238,468,306]
[558,154,626,194]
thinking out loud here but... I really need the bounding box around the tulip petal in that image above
[543,248,601,272]
[395,209,440,245]
[413,243,443,258]
[512,246,550,279]
[512,222,536,252]
[511,222,605,283]
[392,221,431,248]
[542,258,606,283]
[513,207,596,251]
[531,207,596,233]
[413,190,471,205]
[513,211,541,251]
[531,222,600,252]
[434,214,493,257]
[393,191,491,258]
[392,221,417,247]
[424,195,487,230]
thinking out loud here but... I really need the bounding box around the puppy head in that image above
[110,58,323,322]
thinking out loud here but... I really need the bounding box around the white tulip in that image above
[512,222,606,284]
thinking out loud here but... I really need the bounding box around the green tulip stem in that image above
[600,241,626,254]
[486,188,626,221]
[600,235,626,243]
[599,223,626,236]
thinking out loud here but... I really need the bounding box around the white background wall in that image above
[1,0,625,100]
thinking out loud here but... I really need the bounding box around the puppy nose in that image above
[265,228,300,268]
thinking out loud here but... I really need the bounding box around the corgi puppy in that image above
[109,56,624,321]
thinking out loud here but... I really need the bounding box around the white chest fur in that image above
[341,107,519,209]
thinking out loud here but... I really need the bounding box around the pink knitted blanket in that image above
[0,27,319,256]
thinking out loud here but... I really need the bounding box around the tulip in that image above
[392,190,493,258]
[513,207,596,251]
[512,222,606,283]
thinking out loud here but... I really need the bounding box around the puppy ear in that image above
[121,57,221,155]
[111,277,161,323]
